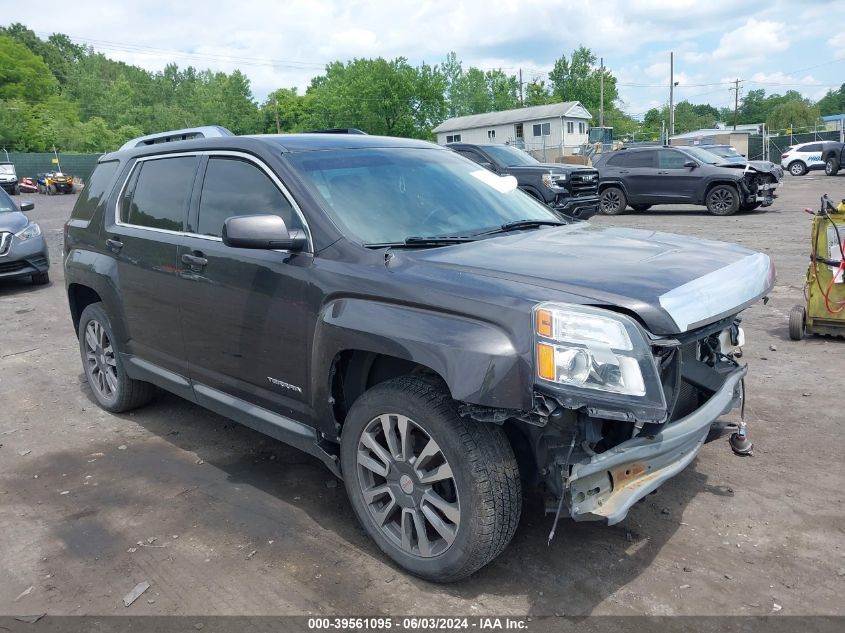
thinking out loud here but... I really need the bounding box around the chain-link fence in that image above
[765,131,840,162]
[1,152,103,183]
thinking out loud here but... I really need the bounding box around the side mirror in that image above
[222,215,306,251]
[684,160,697,169]
[20,201,34,212]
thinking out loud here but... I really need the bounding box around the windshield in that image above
[0,188,16,213]
[286,147,559,245]
[682,147,723,165]
[481,144,539,167]
[0,164,15,175]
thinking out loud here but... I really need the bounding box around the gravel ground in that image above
[1,174,844,617]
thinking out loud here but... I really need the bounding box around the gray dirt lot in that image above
[1,175,844,617]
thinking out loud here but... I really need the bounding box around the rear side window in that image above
[625,151,656,168]
[800,143,822,153]
[122,157,198,231]
[196,157,299,238]
[71,161,119,221]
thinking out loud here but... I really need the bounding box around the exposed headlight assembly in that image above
[542,173,568,191]
[15,223,41,242]
[534,303,667,422]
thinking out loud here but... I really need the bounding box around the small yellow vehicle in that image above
[790,194,845,339]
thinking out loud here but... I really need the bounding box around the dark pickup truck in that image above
[447,142,600,220]
[820,141,844,176]
[65,129,773,582]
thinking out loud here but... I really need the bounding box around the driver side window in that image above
[196,157,300,238]
[658,150,690,169]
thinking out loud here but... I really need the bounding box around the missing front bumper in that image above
[566,365,746,524]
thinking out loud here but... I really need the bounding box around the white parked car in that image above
[781,142,826,176]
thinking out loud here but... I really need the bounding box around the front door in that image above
[176,154,312,418]
[648,149,698,202]
[104,155,199,377]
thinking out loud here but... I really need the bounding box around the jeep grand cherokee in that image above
[64,128,774,582]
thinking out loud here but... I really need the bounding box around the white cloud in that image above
[829,33,845,48]
[712,19,790,62]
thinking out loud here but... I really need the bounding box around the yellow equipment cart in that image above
[790,195,845,339]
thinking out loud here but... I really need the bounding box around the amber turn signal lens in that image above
[537,309,552,337]
[537,343,555,380]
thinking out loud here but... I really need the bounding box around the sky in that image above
[6,0,844,119]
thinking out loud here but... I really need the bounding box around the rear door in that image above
[104,154,199,379]
[797,143,824,168]
[176,153,313,418]
[619,150,657,202]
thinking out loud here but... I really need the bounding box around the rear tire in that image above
[789,305,806,341]
[340,376,521,582]
[788,161,807,176]
[825,157,840,176]
[78,302,156,413]
[630,204,651,212]
[599,186,627,215]
[706,184,740,216]
[31,271,50,285]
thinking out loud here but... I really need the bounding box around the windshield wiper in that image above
[363,236,477,249]
[474,219,565,237]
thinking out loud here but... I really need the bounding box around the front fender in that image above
[311,298,529,418]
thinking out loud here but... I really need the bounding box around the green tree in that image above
[767,100,821,132]
[0,35,58,102]
[262,87,307,133]
[524,80,554,106]
[548,46,617,117]
[817,84,845,116]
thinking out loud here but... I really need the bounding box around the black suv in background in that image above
[593,145,781,215]
[64,128,774,581]
[447,142,600,219]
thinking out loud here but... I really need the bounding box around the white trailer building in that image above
[432,101,593,162]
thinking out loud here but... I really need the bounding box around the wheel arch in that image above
[312,299,527,437]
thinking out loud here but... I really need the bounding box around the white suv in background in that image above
[781,142,826,176]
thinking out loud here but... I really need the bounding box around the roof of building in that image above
[432,102,591,134]
[669,128,751,140]
[822,113,845,122]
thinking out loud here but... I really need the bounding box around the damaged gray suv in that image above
[64,127,774,582]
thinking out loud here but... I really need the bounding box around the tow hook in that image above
[729,377,753,456]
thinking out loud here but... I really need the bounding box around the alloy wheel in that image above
[601,190,621,214]
[84,320,118,400]
[356,413,460,558]
[709,188,733,213]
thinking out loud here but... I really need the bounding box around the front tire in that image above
[789,305,806,341]
[78,302,156,413]
[825,157,840,176]
[31,271,50,285]
[341,376,521,582]
[599,186,627,215]
[706,184,740,216]
[789,161,807,176]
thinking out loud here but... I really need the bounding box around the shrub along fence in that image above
[1,152,103,183]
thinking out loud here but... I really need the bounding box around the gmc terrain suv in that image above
[593,145,781,215]
[64,128,774,582]
[446,142,600,220]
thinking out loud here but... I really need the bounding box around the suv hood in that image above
[504,163,594,175]
[0,211,28,233]
[407,223,775,335]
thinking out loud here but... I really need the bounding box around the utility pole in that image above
[519,68,524,106]
[599,57,604,128]
[273,97,281,134]
[668,51,674,139]
[730,78,741,130]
